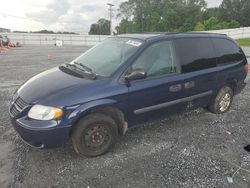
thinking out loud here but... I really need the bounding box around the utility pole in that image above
[107,3,114,35]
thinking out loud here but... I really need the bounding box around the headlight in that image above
[28,105,63,121]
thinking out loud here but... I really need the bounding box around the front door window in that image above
[132,41,177,78]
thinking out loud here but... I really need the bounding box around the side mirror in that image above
[125,69,147,81]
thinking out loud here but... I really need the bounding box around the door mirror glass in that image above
[125,69,147,81]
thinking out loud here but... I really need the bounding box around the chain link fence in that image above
[208,27,250,39]
[0,33,109,46]
[1,27,250,46]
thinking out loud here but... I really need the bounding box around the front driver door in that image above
[125,40,200,126]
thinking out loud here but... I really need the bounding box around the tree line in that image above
[13,30,78,34]
[89,19,110,35]
[89,0,250,35]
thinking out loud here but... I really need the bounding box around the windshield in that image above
[72,38,143,77]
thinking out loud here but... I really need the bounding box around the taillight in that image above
[244,63,248,75]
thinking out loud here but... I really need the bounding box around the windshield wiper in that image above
[66,62,97,79]
[59,64,85,78]
[73,62,93,73]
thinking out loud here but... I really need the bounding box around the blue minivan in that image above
[9,33,248,157]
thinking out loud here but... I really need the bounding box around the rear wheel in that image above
[208,86,233,114]
[71,113,118,157]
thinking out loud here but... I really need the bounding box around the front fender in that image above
[67,99,118,125]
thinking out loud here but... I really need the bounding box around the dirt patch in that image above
[0,142,14,187]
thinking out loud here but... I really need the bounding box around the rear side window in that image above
[174,38,216,73]
[212,38,245,66]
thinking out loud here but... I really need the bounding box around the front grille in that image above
[10,97,28,117]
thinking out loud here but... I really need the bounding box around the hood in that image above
[18,67,107,107]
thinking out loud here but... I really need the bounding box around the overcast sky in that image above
[0,0,222,33]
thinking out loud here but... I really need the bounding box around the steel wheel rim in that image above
[84,124,111,151]
[219,93,231,112]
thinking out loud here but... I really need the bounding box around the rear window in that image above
[212,38,245,66]
[174,38,216,73]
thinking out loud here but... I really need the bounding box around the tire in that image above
[71,113,118,157]
[208,86,233,114]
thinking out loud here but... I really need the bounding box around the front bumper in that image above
[11,117,71,149]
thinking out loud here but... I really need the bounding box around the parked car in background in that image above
[9,33,248,157]
[2,35,9,46]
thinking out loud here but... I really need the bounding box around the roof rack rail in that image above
[145,32,228,36]
[164,32,180,35]
[139,32,228,36]
[185,32,228,36]
[142,32,178,35]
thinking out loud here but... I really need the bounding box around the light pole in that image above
[107,3,114,35]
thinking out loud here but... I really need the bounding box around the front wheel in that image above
[71,113,118,157]
[208,86,233,114]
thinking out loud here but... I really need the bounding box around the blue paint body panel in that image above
[9,33,248,149]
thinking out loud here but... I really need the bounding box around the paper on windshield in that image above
[126,40,142,47]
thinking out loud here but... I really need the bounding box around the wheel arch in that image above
[225,79,237,94]
[68,99,126,136]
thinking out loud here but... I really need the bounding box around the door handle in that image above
[184,81,195,89]
[169,84,182,92]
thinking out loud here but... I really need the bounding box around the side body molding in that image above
[134,90,213,115]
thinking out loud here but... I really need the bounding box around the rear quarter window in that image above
[174,38,216,73]
[212,38,245,66]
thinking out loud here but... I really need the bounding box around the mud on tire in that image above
[208,86,234,114]
[71,113,118,157]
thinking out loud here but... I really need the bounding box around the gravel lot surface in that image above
[0,46,250,188]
